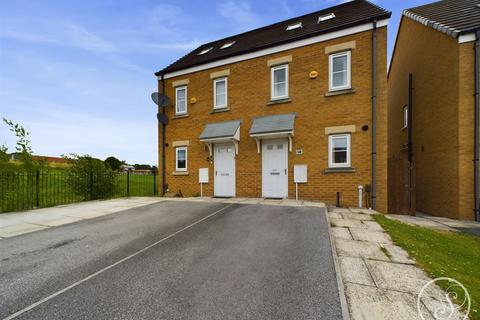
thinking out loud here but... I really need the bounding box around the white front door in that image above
[262,139,288,198]
[214,143,236,197]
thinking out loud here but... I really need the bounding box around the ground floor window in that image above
[328,134,351,168]
[176,147,187,171]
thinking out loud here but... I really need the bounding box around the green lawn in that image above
[0,171,158,213]
[374,215,480,320]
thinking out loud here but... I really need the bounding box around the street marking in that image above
[2,203,234,320]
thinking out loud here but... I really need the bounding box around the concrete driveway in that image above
[0,200,343,320]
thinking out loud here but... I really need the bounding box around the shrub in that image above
[66,155,115,200]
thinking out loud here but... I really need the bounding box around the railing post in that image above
[127,171,130,197]
[89,171,94,200]
[35,170,40,207]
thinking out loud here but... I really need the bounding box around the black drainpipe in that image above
[474,30,480,221]
[371,19,378,210]
[160,74,167,196]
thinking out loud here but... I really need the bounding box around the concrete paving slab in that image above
[330,218,367,229]
[328,212,343,219]
[303,201,326,208]
[335,239,389,261]
[39,216,84,227]
[420,296,467,320]
[382,244,415,265]
[349,229,392,244]
[363,221,385,232]
[342,213,373,221]
[280,200,304,206]
[0,223,48,238]
[345,283,432,320]
[64,210,113,219]
[0,217,22,228]
[387,215,453,231]
[339,257,375,286]
[365,260,442,296]
[332,227,352,240]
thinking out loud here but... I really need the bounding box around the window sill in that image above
[325,88,356,97]
[210,107,230,114]
[173,114,189,119]
[172,171,189,176]
[267,98,292,106]
[324,167,356,174]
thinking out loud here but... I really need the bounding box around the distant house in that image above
[8,153,70,165]
[388,0,480,221]
[120,165,135,172]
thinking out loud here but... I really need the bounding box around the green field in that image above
[0,171,158,213]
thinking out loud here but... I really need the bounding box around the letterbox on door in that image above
[294,165,307,183]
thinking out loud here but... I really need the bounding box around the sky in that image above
[0,0,432,165]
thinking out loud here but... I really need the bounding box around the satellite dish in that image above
[157,113,169,125]
[151,92,170,107]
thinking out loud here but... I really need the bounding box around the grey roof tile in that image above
[199,120,241,140]
[250,113,296,135]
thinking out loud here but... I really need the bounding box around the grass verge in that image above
[373,214,479,320]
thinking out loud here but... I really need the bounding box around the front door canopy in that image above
[199,120,241,155]
[249,113,296,153]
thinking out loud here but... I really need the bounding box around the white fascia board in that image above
[160,19,389,80]
[458,33,476,43]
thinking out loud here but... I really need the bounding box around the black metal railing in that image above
[0,171,158,213]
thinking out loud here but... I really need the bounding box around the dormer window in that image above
[220,41,236,49]
[286,22,302,31]
[318,13,336,23]
[198,47,213,55]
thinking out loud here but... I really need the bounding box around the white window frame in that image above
[329,51,351,92]
[270,64,289,100]
[175,147,188,172]
[328,134,351,168]
[213,77,228,109]
[403,105,408,129]
[175,86,187,115]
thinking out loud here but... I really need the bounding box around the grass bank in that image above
[374,215,479,320]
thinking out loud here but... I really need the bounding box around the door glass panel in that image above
[277,144,283,150]
[267,145,274,150]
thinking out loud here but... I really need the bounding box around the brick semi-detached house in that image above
[388,0,480,221]
[155,0,391,211]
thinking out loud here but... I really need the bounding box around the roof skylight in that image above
[198,47,213,55]
[318,13,336,23]
[220,41,236,49]
[286,22,303,31]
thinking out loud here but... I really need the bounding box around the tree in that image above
[2,118,42,171]
[104,156,122,171]
[65,154,115,199]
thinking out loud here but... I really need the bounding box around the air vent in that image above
[286,22,302,31]
[198,47,213,55]
[220,41,236,49]
[318,13,336,23]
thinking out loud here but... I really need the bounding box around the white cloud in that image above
[217,1,260,31]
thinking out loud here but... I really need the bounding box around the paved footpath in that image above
[328,207,468,320]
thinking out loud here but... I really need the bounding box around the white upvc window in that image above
[328,134,351,168]
[213,77,228,109]
[329,51,351,91]
[175,86,187,115]
[271,64,289,100]
[175,147,187,171]
[403,105,408,129]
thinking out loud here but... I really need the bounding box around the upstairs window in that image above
[318,13,336,23]
[403,105,408,129]
[175,147,187,171]
[198,47,213,55]
[329,51,351,91]
[220,41,235,49]
[175,86,187,115]
[329,134,351,168]
[271,64,289,100]
[286,22,302,31]
[214,77,228,109]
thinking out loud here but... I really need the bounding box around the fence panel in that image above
[0,171,158,213]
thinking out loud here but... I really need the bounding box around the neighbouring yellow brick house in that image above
[388,0,480,221]
[155,0,391,212]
